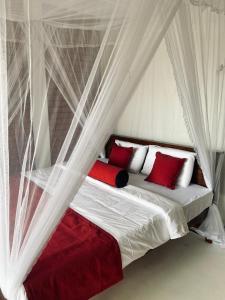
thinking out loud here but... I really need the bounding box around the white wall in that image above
[115,41,190,145]
[115,40,225,221]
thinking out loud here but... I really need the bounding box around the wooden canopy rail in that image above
[105,134,206,187]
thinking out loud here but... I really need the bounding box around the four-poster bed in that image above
[1,0,225,299]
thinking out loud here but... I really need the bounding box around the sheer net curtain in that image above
[0,0,181,298]
[166,0,225,245]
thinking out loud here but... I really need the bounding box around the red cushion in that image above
[145,152,186,189]
[88,160,129,187]
[109,144,133,169]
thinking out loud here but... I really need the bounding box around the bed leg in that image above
[205,238,213,244]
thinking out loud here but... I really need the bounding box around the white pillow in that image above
[99,149,106,159]
[115,139,148,173]
[141,145,196,187]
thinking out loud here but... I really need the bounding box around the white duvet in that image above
[70,177,188,268]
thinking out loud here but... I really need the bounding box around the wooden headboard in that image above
[105,134,206,187]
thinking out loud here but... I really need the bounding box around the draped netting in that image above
[166,0,225,245]
[0,0,181,299]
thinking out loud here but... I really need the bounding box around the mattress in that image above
[129,173,213,222]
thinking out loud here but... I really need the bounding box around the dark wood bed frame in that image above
[105,134,211,233]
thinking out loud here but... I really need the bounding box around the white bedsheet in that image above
[129,173,213,222]
[28,165,212,223]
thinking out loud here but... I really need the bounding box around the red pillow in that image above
[109,144,133,169]
[145,152,186,189]
[88,160,129,187]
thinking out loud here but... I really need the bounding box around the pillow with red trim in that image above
[109,144,133,169]
[88,160,129,188]
[145,152,186,189]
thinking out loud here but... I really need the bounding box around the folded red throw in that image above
[24,208,123,300]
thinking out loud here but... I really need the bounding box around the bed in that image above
[21,134,214,300]
[105,134,212,227]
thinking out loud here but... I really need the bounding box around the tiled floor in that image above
[93,232,225,300]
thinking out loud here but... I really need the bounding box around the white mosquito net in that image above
[0,0,181,298]
[166,0,225,245]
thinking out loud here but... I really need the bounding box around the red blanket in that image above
[24,208,123,300]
